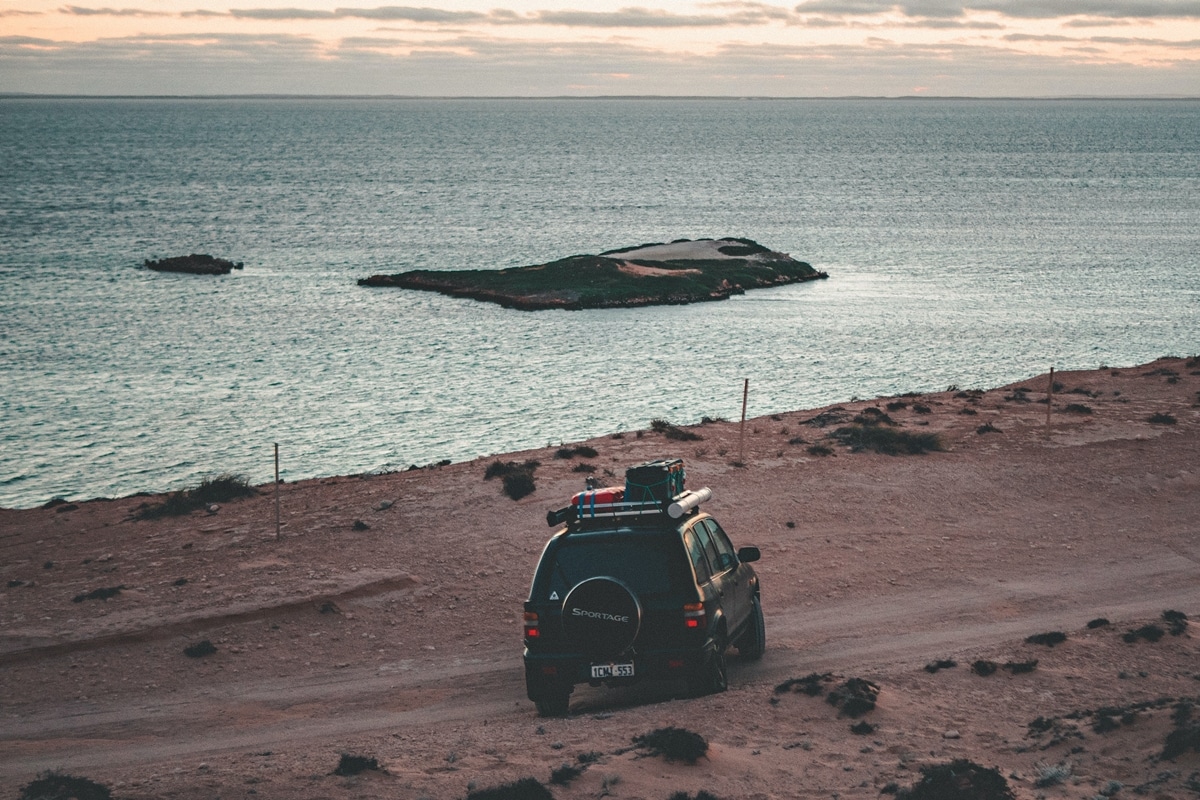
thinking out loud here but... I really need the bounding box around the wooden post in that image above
[274,443,281,540]
[738,379,749,464]
[1045,367,1055,434]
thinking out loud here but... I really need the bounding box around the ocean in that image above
[1,98,1197,508]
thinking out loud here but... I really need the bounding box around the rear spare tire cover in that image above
[561,577,642,658]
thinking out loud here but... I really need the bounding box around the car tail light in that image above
[683,602,705,629]
[524,611,540,639]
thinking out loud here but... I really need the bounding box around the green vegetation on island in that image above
[358,237,827,310]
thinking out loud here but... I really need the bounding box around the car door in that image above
[692,518,743,635]
[700,518,750,632]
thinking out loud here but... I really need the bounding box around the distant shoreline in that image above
[5,94,1199,101]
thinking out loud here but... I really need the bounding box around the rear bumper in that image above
[523,644,714,698]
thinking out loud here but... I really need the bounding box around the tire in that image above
[737,596,766,661]
[533,686,571,717]
[688,635,729,697]
[561,577,642,659]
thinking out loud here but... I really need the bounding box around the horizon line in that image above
[3,92,1199,101]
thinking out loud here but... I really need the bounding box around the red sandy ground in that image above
[1,358,1198,800]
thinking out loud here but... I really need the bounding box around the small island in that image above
[358,238,827,310]
[144,254,244,275]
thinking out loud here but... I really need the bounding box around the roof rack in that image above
[546,487,712,528]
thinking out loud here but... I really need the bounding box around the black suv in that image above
[523,465,764,717]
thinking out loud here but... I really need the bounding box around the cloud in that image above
[6,27,1199,96]
[221,4,791,26]
[523,8,744,26]
[60,4,170,15]
[793,0,1200,19]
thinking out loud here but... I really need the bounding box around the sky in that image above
[2,0,1199,95]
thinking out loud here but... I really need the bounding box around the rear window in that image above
[540,532,689,598]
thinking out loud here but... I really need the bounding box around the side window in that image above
[704,519,738,573]
[694,520,725,576]
[684,528,711,584]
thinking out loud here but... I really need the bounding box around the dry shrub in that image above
[184,639,217,658]
[19,771,112,800]
[775,672,832,696]
[830,425,943,455]
[650,419,703,441]
[134,473,256,519]
[1122,624,1165,643]
[465,777,554,800]
[72,585,124,603]
[333,754,381,776]
[1025,631,1067,647]
[632,727,708,764]
[827,677,879,717]
[483,460,540,500]
[905,759,1015,800]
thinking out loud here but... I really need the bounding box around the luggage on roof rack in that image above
[624,458,684,504]
[545,458,707,528]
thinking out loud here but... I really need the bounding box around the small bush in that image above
[184,639,217,658]
[1163,609,1189,635]
[855,408,896,425]
[1004,660,1038,674]
[1087,618,1111,629]
[549,763,584,785]
[465,777,554,800]
[484,460,539,500]
[972,660,998,676]
[886,401,908,412]
[959,407,978,415]
[775,672,832,696]
[1034,762,1072,788]
[807,444,833,457]
[73,585,124,603]
[502,471,536,500]
[1123,624,1165,643]
[650,419,703,441]
[484,459,538,480]
[976,423,1000,435]
[1063,403,1093,414]
[850,720,877,735]
[134,473,256,519]
[571,463,596,473]
[1162,702,1200,760]
[830,425,943,455]
[700,416,726,425]
[553,445,598,459]
[19,771,112,800]
[1148,412,1177,425]
[333,754,381,776]
[1025,631,1067,647]
[827,677,879,717]
[668,793,722,800]
[632,727,708,764]
[924,659,957,673]
[906,759,1014,800]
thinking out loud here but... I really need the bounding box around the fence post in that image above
[738,379,749,464]
[1045,367,1055,435]
[274,443,281,540]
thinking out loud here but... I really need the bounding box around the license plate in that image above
[591,662,635,679]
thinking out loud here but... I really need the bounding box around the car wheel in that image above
[688,635,728,697]
[533,686,571,717]
[737,596,766,661]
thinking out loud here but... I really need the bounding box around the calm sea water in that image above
[1,98,1197,508]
